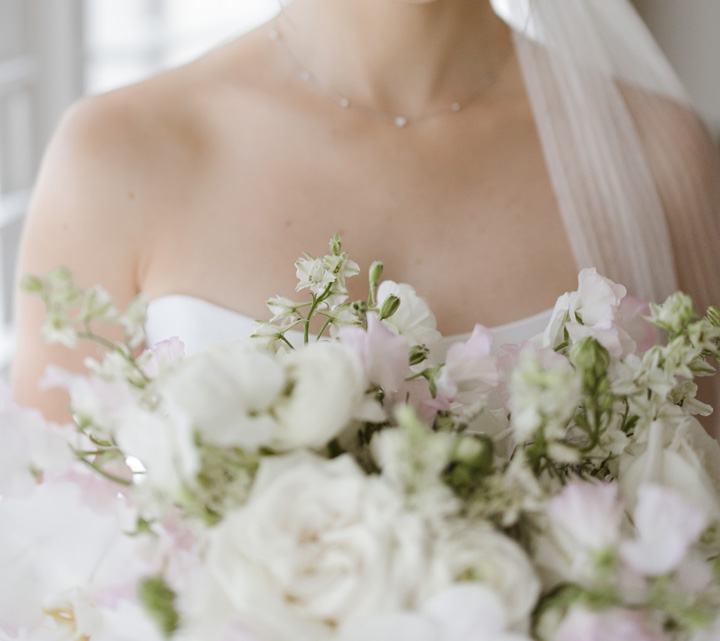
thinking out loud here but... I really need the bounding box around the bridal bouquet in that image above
[3,235,720,641]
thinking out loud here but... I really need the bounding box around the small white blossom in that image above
[295,255,336,297]
[119,295,148,347]
[649,292,697,334]
[509,348,582,443]
[266,295,302,325]
[41,309,78,348]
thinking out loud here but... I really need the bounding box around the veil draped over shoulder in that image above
[491,0,720,312]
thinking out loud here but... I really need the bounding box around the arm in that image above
[11,94,154,422]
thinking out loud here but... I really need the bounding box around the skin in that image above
[11,0,715,423]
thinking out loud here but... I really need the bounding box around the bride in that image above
[11,0,720,423]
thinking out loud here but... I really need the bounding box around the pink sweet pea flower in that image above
[556,607,664,641]
[339,313,410,393]
[436,325,500,404]
[144,336,186,377]
[398,377,453,426]
[615,296,660,353]
[548,481,624,550]
[620,484,708,577]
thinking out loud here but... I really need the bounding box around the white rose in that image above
[272,341,365,450]
[207,452,431,641]
[430,522,541,631]
[377,281,442,346]
[619,417,720,521]
[340,584,532,641]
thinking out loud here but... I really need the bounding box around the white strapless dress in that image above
[145,294,554,357]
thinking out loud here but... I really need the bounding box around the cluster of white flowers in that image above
[7,240,720,641]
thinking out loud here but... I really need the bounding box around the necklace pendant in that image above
[394,116,408,128]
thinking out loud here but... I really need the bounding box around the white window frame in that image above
[0,0,85,374]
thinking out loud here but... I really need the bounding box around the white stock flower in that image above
[620,484,708,576]
[377,281,441,346]
[430,523,541,630]
[207,452,430,641]
[340,584,532,641]
[509,348,582,443]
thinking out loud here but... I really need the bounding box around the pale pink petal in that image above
[144,336,186,377]
[439,325,500,403]
[557,607,663,641]
[340,313,410,393]
[615,296,660,353]
[620,484,708,576]
[548,481,623,550]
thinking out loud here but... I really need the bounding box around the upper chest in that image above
[140,85,578,332]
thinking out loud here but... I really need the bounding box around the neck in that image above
[278,0,512,116]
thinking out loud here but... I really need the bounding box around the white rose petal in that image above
[207,452,430,641]
[431,523,541,630]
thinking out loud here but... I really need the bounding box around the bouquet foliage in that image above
[3,235,720,641]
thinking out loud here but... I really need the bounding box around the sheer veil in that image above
[492,0,720,310]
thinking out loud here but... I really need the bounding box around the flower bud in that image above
[650,292,698,334]
[379,294,401,321]
[409,344,429,366]
[570,337,610,383]
[368,261,384,288]
[707,306,720,328]
[328,233,342,256]
[452,435,494,473]
[20,274,45,295]
[47,265,72,286]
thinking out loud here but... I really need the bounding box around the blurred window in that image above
[84,0,280,94]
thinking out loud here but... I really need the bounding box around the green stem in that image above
[304,282,334,344]
[77,456,132,486]
[316,318,333,341]
[78,326,151,386]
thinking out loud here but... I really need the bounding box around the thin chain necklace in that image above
[268,18,513,129]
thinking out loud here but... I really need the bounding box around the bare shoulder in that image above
[621,85,720,191]
[11,26,276,418]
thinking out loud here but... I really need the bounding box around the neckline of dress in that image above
[145,293,555,341]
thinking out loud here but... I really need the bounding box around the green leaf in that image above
[139,577,180,638]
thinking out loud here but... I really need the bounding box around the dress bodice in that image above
[145,294,554,356]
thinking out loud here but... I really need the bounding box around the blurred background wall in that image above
[0,0,718,375]
[634,0,720,137]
